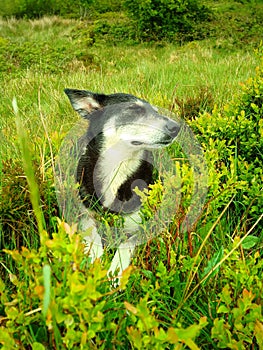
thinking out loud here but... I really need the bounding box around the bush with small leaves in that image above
[190,49,263,230]
[124,0,212,42]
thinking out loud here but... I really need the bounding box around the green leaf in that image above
[220,285,232,306]
[32,343,46,350]
[241,235,259,250]
[6,306,19,320]
[175,317,208,341]
[254,320,263,348]
[42,264,51,317]
[201,246,224,283]
[217,305,229,314]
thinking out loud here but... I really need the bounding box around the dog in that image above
[63,89,181,282]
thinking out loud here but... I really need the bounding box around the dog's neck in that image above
[77,133,154,214]
[96,141,144,209]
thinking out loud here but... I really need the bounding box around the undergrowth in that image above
[0,14,263,349]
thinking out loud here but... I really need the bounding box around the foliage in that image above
[190,50,263,229]
[0,0,92,18]
[90,12,135,44]
[172,85,215,119]
[0,14,263,350]
[88,0,124,14]
[124,0,212,41]
[0,221,208,349]
[1,0,263,47]
[199,1,263,53]
[212,247,263,349]
[1,221,262,348]
[0,23,97,75]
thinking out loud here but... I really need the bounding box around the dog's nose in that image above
[167,120,180,138]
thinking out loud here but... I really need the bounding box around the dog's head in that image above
[65,89,181,150]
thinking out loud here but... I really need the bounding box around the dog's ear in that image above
[64,89,106,118]
[65,89,144,118]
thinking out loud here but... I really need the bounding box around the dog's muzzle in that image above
[166,119,181,139]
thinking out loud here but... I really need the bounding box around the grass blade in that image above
[13,98,46,241]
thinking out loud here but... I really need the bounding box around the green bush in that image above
[88,0,124,14]
[210,2,263,52]
[0,222,208,349]
[124,0,212,41]
[0,0,92,18]
[0,33,97,75]
[91,12,135,44]
[1,222,262,348]
[212,245,263,349]
[190,49,263,229]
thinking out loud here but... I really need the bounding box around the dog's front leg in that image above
[108,234,138,283]
[79,216,104,263]
[108,211,142,283]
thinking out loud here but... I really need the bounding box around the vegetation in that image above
[0,0,92,19]
[1,0,263,45]
[0,0,263,348]
[124,0,211,41]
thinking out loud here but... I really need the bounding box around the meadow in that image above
[0,2,263,348]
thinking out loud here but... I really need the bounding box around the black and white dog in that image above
[63,89,180,281]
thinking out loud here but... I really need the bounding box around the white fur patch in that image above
[96,118,145,208]
[108,236,137,281]
[123,210,142,232]
[73,96,100,114]
[79,216,104,261]
[97,145,143,208]
[135,100,145,107]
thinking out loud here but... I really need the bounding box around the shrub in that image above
[88,0,124,14]
[0,221,208,349]
[1,221,262,348]
[172,85,215,119]
[91,12,135,44]
[0,34,97,75]
[0,159,57,249]
[211,244,263,349]
[124,0,212,42]
[190,49,263,229]
[0,0,92,18]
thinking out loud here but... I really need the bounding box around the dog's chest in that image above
[97,146,144,208]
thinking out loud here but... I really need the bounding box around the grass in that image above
[0,18,260,143]
[0,10,262,350]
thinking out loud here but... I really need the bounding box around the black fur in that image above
[77,133,154,214]
[65,88,180,216]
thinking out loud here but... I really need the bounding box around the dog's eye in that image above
[131,141,143,145]
[128,104,145,113]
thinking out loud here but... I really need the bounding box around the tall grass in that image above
[0,16,262,349]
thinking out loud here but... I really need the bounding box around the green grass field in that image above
[0,4,263,349]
